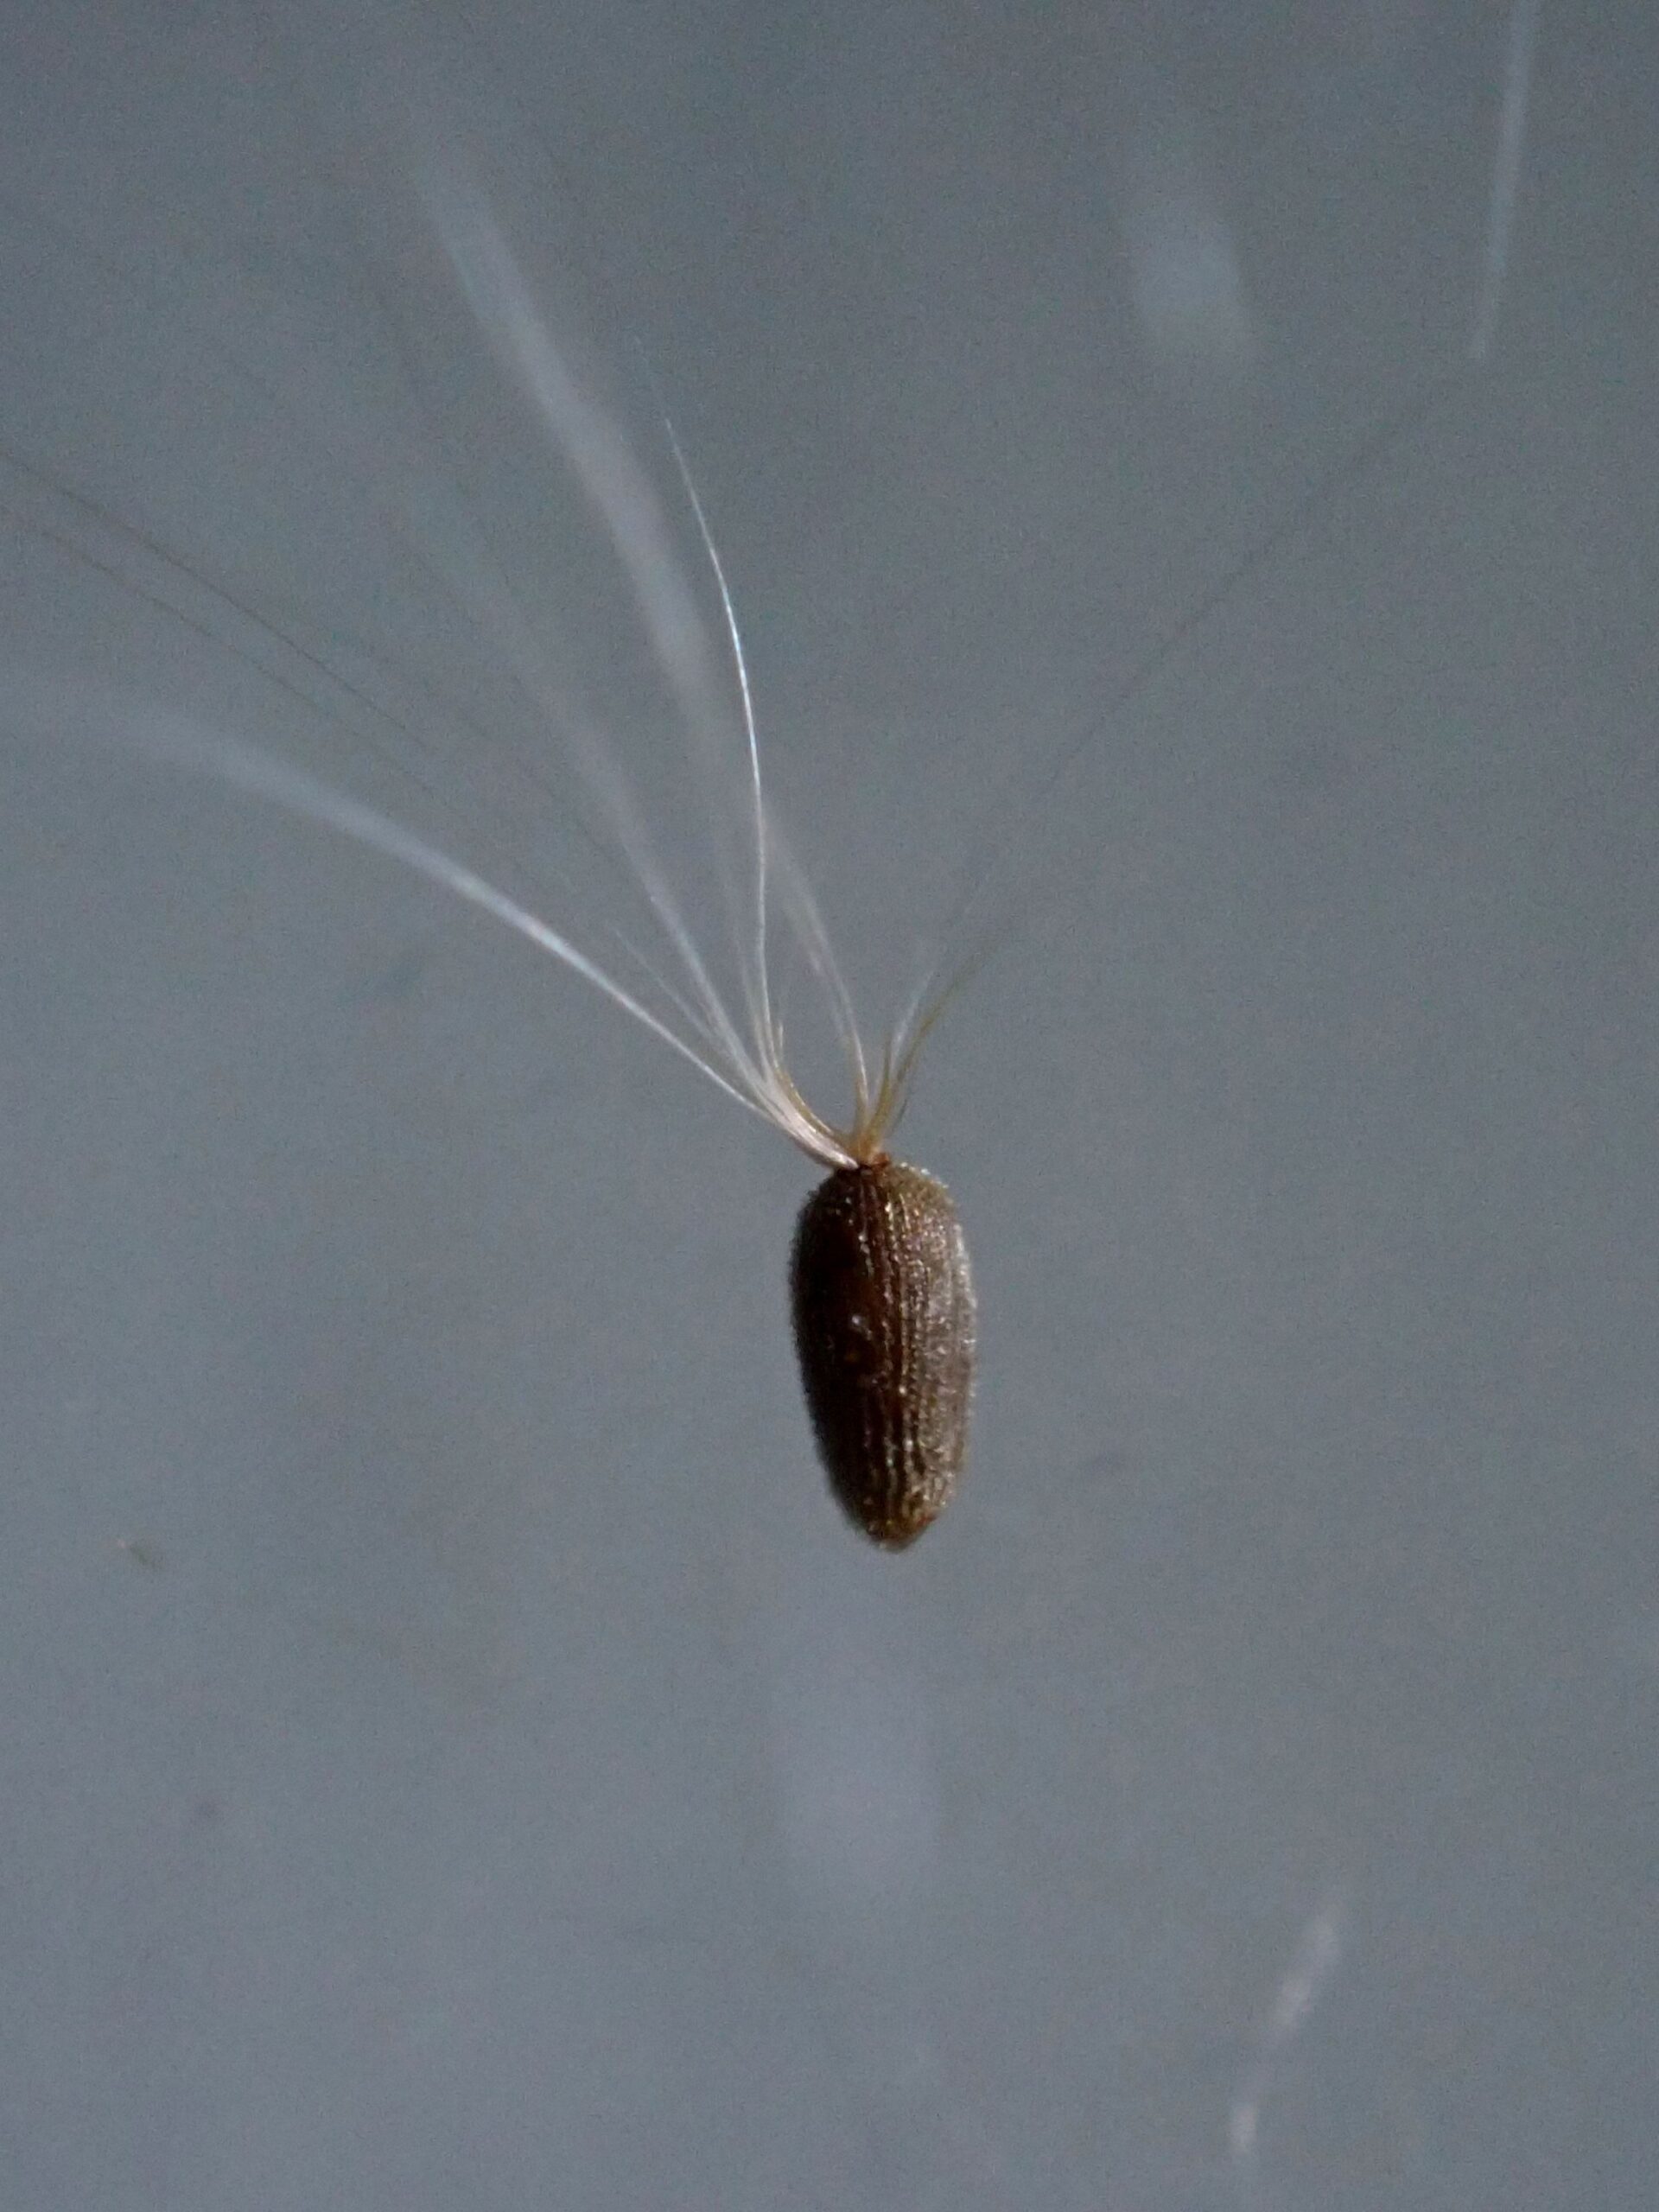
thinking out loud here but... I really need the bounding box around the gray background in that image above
[1,2,1654,2206]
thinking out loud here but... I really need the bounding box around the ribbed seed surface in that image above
[790,1160,976,1548]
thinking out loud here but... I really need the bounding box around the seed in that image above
[790,1160,976,1548]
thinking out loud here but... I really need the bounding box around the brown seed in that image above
[790,1159,976,1548]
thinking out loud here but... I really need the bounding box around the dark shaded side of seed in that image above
[790,1160,976,1548]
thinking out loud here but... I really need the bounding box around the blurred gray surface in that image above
[1,3,1655,2207]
